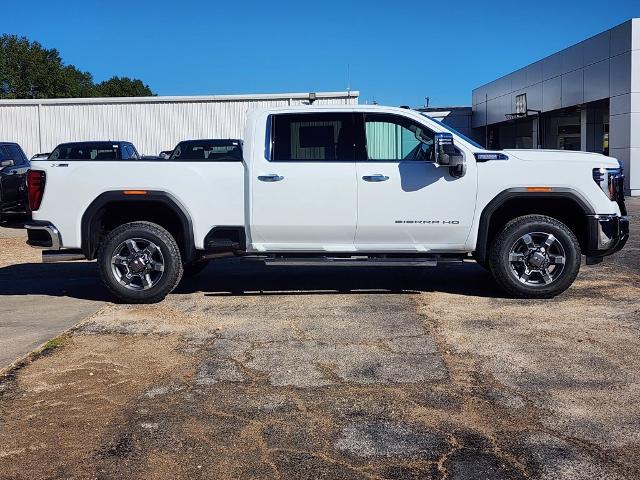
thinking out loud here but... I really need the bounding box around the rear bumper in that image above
[25,221,62,250]
[585,214,629,261]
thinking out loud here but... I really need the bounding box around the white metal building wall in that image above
[0,91,359,157]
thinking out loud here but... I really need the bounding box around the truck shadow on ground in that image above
[0,262,109,301]
[0,260,506,301]
[178,259,508,298]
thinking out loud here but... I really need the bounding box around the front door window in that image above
[363,113,434,162]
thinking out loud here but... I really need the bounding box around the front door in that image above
[250,112,358,251]
[354,113,477,251]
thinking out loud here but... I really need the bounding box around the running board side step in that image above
[262,256,464,267]
[42,250,86,263]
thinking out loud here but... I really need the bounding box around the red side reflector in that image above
[27,170,46,211]
[122,190,147,195]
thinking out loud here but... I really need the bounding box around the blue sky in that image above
[3,0,639,106]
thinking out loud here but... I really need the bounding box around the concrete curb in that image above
[0,304,111,380]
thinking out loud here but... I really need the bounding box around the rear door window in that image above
[270,113,357,161]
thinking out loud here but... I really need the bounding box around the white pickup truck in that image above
[25,105,629,303]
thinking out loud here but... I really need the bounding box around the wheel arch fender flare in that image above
[81,190,196,261]
[474,187,595,263]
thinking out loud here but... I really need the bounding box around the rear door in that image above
[250,112,358,251]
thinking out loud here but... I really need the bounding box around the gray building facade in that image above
[472,19,640,196]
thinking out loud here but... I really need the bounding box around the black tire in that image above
[97,221,183,304]
[183,259,210,278]
[488,215,581,299]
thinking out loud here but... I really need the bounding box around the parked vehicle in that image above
[0,142,30,221]
[25,105,628,303]
[49,141,140,160]
[31,153,51,161]
[158,150,173,160]
[168,139,242,161]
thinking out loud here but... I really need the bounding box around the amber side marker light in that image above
[123,190,147,195]
[526,187,553,192]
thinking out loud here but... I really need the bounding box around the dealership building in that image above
[472,18,640,196]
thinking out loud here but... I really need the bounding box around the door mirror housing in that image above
[434,133,466,177]
[0,159,15,168]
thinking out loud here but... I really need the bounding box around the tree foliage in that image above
[94,76,154,97]
[0,34,154,99]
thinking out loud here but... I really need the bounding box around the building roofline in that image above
[0,91,360,106]
[472,18,637,93]
[417,106,471,111]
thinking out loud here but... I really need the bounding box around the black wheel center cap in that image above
[528,251,547,269]
[128,255,148,274]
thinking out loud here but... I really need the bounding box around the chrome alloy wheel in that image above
[508,232,566,286]
[110,238,165,291]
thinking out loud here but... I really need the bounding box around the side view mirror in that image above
[0,159,15,168]
[434,133,466,177]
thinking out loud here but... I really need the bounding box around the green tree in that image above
[0,34,154,99]
[94,76,154,97]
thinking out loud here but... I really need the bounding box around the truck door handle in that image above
[362,174,389,182]
[258,174,284,182]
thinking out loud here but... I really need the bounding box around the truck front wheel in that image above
[97,221,184,304]
[488,215,581,298]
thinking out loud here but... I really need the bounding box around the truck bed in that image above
[31,160,245,249]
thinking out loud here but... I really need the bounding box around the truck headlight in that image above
[593,162,624,202]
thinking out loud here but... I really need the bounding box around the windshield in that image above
[421,114,484,149]
[170,140,242,161]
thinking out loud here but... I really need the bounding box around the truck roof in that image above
[54,141,132,147]
[250,104,409,113]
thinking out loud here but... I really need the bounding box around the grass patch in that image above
[43,337,66,351]
[33,335,69,359]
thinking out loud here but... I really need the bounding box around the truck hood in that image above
[502,149,621,168]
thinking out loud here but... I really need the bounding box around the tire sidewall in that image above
[490,216,581,298]
[98,222,182,303]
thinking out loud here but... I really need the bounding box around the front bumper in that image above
[585,214,629,262]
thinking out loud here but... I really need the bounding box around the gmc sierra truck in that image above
[25,105,628,303]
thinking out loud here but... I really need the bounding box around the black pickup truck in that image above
[0,142,30,222]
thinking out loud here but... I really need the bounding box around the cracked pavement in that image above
[0,199,638,479]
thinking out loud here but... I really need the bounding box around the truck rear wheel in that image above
[97,221,183,304]
[488,215,581,298]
